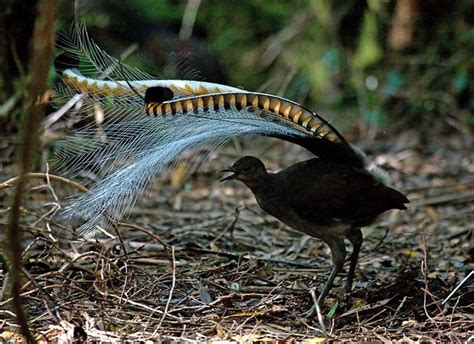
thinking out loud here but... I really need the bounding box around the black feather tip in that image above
[54,52,80,74]
[144,86,174,104]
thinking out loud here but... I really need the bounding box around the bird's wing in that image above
[53,22,363,234]
[282,161,404,224]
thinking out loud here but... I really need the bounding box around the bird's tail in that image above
[53,22,361,235]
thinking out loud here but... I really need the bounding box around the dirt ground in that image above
[1,129,473,342]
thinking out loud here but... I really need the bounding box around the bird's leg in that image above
[317,238,347,303]
[303,237,346,318]
[346,228,363,292]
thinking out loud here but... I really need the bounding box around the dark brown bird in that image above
[220,155,408,303]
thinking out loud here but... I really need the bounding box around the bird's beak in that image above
[219,168,237,182]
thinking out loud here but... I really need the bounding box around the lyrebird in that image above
[53,23,408,306]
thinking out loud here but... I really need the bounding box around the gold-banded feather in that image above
[301,117,312,128]
[281,104,292,118]
[174,101,183,114]
[271,99,281,115]
[145,92,348,145]
[262,97,270,111]
[252,95,259,108]
[207,95,215,109]
[292,110,303,123]
[217,94,225,109]
[60,68,246,100]
[229,94,237,109]
[197,85,208,94]
[163,103,171,115]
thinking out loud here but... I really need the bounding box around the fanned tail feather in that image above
[61,113,311,234]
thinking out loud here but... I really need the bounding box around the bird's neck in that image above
[242,172,274,195]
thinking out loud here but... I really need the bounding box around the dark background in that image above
[1,0,473,139]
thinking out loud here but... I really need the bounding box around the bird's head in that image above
[219,156,267,186]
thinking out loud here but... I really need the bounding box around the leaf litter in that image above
[0,130,473,342]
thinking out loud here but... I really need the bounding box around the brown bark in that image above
[6,0,57,342]
[388,0,420,52]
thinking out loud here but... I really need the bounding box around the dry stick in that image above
[448,296,462,343]
[118,222,169,251]
[355,307,361,333]
[309,287,327,338]
[420,229,443,341]
[442,271,474,305]
[210,206,240,245]
[404,178,474,193]
[5,1,56,342]
[43,164,60,205]
[157,245,177,329]
[103,212,130,260]
[141,245,177,340]
[179,0,201,40]
[20,268,61,323]
[411,191,474,207]
[1,173,88,192]
[389,295,407,326]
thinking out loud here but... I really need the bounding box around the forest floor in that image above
[0,129,473,342]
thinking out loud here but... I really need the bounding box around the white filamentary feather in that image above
[60,113,312,234]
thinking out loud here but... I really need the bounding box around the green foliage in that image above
[354,9,382,70]
[327,300,338,320]
[123,0,184,23]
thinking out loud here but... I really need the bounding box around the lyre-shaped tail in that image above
[54,22,363,235]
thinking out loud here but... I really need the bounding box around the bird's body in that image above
[221,156,408,302]
[249,158,406,230]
